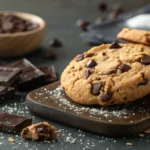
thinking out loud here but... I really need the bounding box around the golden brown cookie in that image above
[61,43,150,106]
[117,28,150,46]
[21,122,57,141]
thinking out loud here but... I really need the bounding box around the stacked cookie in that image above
[61,28,150,106]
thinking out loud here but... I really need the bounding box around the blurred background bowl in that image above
[0,11,45,57]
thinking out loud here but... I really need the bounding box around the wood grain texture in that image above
[0,11,45,57]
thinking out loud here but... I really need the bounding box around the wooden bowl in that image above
[0,11,45,57]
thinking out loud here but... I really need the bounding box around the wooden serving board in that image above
[26,81,150,137]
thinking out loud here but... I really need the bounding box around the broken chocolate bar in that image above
[0,86,15,101]
[38,66,58,84]
[0,67,22,86]
[0,113,32,133]
[6,59,44,91]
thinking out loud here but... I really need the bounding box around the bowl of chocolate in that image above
[0,11,45,57]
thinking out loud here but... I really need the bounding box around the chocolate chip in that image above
[91,83,102,95]
[102,52,106,56]
[140,55,150,65]
[107,69,116,75]
[100,92,112,102]
[118,64,131,73]
[109,42,121,49]
[43,51,56,60]
[76,19,90,31]
[138,78,149,86]
[84,53,94,58]
[98,2,107,11]
[84,70,92,79]
[36,125,48,133]
[86,60,97,68]
[76,54,84,62]
[48,38,62,47]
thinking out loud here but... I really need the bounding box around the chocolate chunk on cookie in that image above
[140,55,150,65]
[117,28,150,46]
[118,64,131,73]
[91,82,102,95]
[86,60,97,68]
[76,54,84,62]
[109,42,121,49]
[84,70,92,79]
[100,92,112,102]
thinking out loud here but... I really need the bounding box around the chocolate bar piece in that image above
[0,67,22,86]
[0,113,32,133]
[38,66,58,84]
[0,86,15,101]
[6,59,44,90]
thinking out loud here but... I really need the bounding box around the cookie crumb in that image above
[126,142,132,146]
[8,137,15,142]
[139,133,144,137]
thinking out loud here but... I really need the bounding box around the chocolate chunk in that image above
[76,19,90,31]
[48,38,62,47]
[109,42,121,49]
[86,60,97,68]
[0,113,32,133]
[100,92,112,102]
[98,2,107,11]
[0,86,15,101]
[5,59,44,91]
[91,83,102,95]
[84,70,92,79]
[43,51,56,60]
[36,124,48,133]
[107,69,116,75]
[138,78,149,86]
[76,54,84,62]
[102,52,106,56]
[140,55,150,65]
[118,64,131,73]
[38,66,58,84]
[84,53,95,58]
[0,67,22,86]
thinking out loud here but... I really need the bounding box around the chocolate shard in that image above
[76,54,84,62]
[91,82,102,95]
[0,113,32,133]
[100,92,112,102]
[5,59,44,91]
[0,67,22,86]
[118,64,131,73]
[86,60,97,68]
[109,42,121,49]
[138,78,149,86]
[84,70,92,79]
[140,55,150,65]
[38,66,58,84]
[0,86,15,102]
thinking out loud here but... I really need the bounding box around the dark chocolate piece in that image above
[84,53,95,58]
[109,42,121,49]
[0,86,15,101]
[0,67,22,86]
[118,64,131,73]
[138,78,149,86]
[140,55,150,65]
[0,113,32,133]
[86,60,97,68]
[6,59,44,91]
[100,92,112,102]
[38,66,58,84]
[43,51,56,60]
[76,19,90,31]
[84,70,92,79]
[91,83,102,95]
[48,38,62,47]
[98,2,107,11]
[76,54,84,62]
[107,69,116,74]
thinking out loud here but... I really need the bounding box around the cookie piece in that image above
[61,43,150,106]
[21,122,57,141]
[117,28,150,46]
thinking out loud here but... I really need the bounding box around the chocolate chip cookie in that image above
[61,43,150,106]
[117,28,150,46]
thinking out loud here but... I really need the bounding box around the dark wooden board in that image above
[26,81,150,137]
